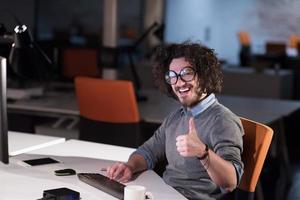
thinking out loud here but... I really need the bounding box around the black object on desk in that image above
[23,157,60,166]
[43,187,80,200]
[77,173,124,200]
[55,168,76,176]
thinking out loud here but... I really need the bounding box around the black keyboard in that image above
[77,173,125,200]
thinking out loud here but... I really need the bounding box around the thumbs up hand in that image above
[176,117,206,157]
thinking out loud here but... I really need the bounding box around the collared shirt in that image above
[134,94,244,200]
[183,93,217,117]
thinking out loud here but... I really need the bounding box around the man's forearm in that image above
[127,153,148,174]
[201,149,237,192]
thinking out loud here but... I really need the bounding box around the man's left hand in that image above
[176,117,206,157]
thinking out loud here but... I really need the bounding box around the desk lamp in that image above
[9,25,52,86]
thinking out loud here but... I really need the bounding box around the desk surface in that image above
[7,88,300,125]
[29,139,136,162]
[222,66,293,76]
[1,139,187,200]
[8,91,79,116]
[8,131,66,156]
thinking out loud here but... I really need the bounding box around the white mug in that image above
[124,185,154,200]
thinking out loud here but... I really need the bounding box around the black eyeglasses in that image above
[165,67,197,85]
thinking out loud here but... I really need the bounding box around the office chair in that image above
[75,76,142,148]
[237,31,251,47]
[62,48,101,79]
[237,31,252,66]
[235,117,273,200]
[288,34,300,49]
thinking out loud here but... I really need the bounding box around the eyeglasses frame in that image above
[165,66,197,85]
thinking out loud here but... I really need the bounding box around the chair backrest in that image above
[288,34,300,49]
[238,31,251,46]
[62,48,100,79]
[75,76,141,147]
[75,76,139,123]
[238,117,273,194]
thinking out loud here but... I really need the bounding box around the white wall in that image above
[165,0,300,64]
[165,0,213,44]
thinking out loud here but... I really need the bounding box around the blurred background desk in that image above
[221,67,294,99]
[139,89,300,124]
[7,89,79,138]
[7,88,300,131]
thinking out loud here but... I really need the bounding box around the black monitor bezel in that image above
[0,56,9,164]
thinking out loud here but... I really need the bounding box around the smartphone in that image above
[22,157,60,166]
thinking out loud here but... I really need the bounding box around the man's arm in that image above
[199,148,237,192]
[176,117,241,192]
[107,117,168,182]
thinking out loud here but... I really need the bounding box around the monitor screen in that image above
[0,56,9,164]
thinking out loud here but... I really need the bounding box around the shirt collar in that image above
[181,93,216,117]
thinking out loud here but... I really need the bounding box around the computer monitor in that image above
[0,56,9,164]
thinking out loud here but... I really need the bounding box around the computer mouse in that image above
[55,168,76,176]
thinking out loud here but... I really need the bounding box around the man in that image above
[106,42,244,200]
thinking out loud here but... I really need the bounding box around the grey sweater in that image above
[134,94,244,200]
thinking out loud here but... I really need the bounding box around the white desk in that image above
[1,139,187,200]
[8,131,66,156]
[29,139,136,162]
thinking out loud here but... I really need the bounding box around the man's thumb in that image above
[188,117,197,135]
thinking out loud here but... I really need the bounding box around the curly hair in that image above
[152,42,223,99]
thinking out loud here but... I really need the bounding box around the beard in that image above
[174,84,204,107]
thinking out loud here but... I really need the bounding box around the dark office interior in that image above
[1,0,300,199]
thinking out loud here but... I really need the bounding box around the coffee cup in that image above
[124,185,153,200]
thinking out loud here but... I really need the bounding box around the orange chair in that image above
[62,48,101,79]
[75,76,142,147]
[237,31,253,66]
[235,117,273,199]
[288,34,300,49]
[238,31,251,46]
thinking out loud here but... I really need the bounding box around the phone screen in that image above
[22,157,60,166]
